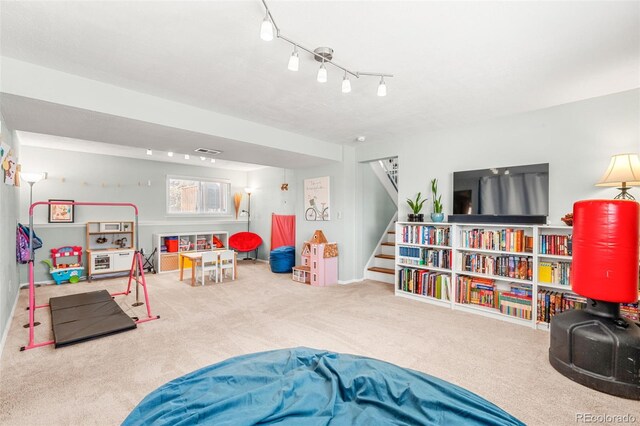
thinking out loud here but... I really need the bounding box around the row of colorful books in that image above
[537,290,586,323]
[399,225,450,246]
[621,303,639,322]
[459,228,533,253]
[539,234,572,256]
[456,275,533,319]
[459,253,533,281]
[397,268,451,300]
[538,261,571,286]
[398,246,451,269]
[497,289,533,320]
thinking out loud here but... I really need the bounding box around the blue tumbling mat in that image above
[123,347,523,425]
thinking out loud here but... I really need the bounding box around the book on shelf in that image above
[460,228,532,253]
[539,234,572,256]
[458,252,532,281]
[400,224,450,246]
[398,246,451,269]
[398,268,451,301]
[621,302,639,322]
[537,290,586,324]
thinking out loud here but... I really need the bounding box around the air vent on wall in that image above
[195,148,222,156]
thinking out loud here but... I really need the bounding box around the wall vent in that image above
[194,148,222,155]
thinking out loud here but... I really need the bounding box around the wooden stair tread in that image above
[375,254,395,260]
[368,267,395,275]
[387,231,396,234]
[381,242,395,246]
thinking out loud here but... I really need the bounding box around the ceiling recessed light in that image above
[184,154,190,160]
[200,156,206,161]
[168,151,174,157]
[146,149,152,156]
[210,158,216,163]
[356,136,366,142]
[195,148,222,155]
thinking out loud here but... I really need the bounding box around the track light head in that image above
[317,62,327,83]
[341,72,351,93]
[288,46,299,71]
[260,14,274,41]
[377,76,387,97]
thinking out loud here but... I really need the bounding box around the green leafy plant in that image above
[406,192,427,214]
[431,179,443,213]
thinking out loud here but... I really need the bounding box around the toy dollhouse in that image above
[292,230,338,286]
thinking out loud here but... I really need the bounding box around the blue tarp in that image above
[123,347,523,426]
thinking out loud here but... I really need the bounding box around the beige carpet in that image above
[0,262,636,425]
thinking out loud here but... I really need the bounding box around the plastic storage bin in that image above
[270,246,295,273]
[166,237,179,253]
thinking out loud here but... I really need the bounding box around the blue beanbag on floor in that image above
[123,347,523,426]
[270,245,295,273]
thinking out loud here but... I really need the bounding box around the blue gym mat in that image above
[123,347,524,425]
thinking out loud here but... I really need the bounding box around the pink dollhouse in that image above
[292,230,338,286]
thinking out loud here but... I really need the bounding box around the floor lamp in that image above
[20,171,47,328]
[241,187,254,260]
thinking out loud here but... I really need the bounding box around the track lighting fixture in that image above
[259,0,392,96]
[146,149,152,156]
[184,154,190,160]
[167,151,174,157]
[377,77,387,97]
[260,13,274,41]
[341,71,351,93]
[288,46,299,71]
[317,60,327,83]
[210,158,216,163]
[200,156,206,161]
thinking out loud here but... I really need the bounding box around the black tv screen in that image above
[453,163,549,217]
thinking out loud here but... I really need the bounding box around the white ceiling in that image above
[1,0,638,151]
[17,131,266,172]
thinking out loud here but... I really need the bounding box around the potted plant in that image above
[406,192,426,222]
[430,179,445,222]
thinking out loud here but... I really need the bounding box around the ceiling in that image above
[1,1,638,158]
[2,94,332,170]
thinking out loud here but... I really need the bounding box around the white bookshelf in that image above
[394,221,592,330]
[153,231,229,273]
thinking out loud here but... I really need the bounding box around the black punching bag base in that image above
[549,308,640,400]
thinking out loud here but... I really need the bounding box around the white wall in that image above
[357,89,640,223]
[0,117,20,353]
[18,145,263,282]
[246,167,296,259]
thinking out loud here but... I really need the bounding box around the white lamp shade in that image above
[341,77,351,93]
[21,172,47,184]
[317,64,327,83]
[377,80,387,97]
[596,153,640,187]
[260,17,274,41]
[288,51,299,71]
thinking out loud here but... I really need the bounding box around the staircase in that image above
[364,214,397,284]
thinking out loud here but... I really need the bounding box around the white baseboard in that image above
[0,287,21,361]
[338,278,365,285]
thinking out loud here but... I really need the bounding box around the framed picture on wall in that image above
[304,176,330,221]
[48,199,75,223]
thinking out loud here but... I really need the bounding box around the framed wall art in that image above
[48,199,75,223]
[304,176,330,221]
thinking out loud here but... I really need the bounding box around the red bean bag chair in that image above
[229,232,263,260]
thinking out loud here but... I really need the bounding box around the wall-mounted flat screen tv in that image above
[451,163,549,224]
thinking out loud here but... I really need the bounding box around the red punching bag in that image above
[572,200,639,303]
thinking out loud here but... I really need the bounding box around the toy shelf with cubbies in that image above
[153,231,229,273]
